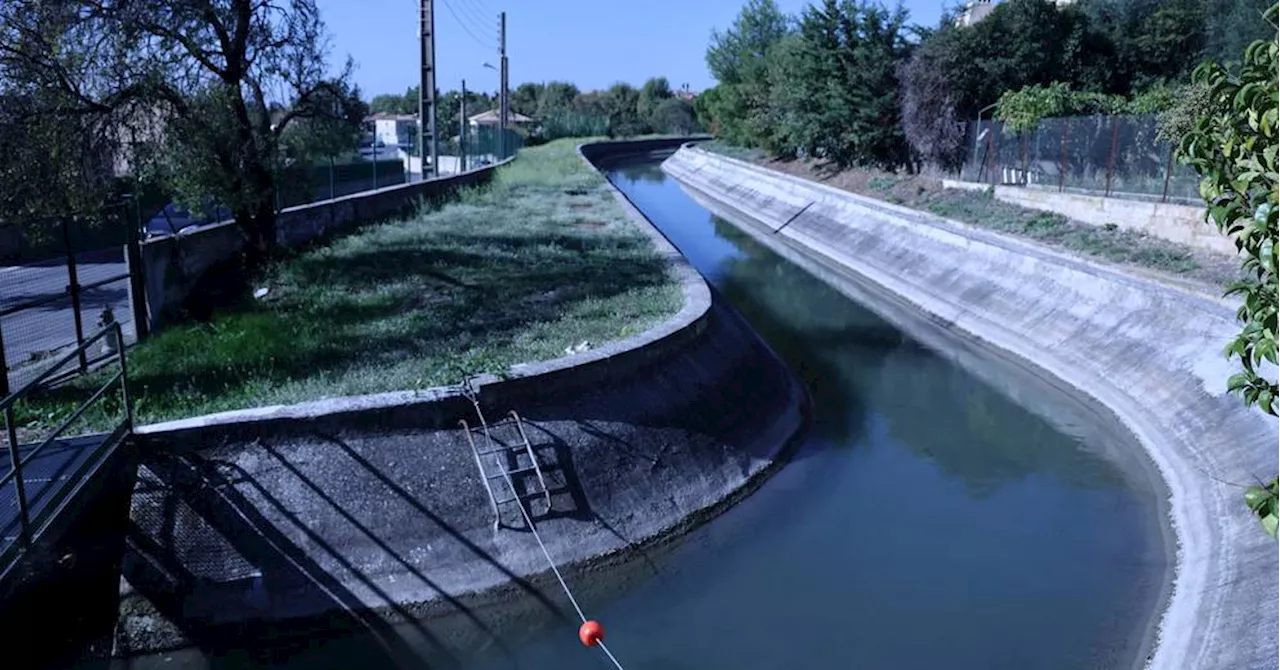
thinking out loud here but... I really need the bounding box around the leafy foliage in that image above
[994,82,1177,132]
[1174,3,1278,537]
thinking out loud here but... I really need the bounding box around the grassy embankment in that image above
[700,140,1239,290]
[19,139,681,433]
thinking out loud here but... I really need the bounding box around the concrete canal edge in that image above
[115,137,810,657]
[663,144,1278,670]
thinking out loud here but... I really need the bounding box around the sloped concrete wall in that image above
[664,145,1277,670]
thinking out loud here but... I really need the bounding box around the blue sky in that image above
[317,0,949,99]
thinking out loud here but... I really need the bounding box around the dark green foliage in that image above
[704,0,792,146]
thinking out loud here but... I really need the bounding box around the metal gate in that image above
[0,199,148,396]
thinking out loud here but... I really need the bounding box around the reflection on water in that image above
[110,157,1168,670]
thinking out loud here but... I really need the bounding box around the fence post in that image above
[373,156,378,190]
[1161,144,1175,203]
[1020,131,1030,185]
[0,316,9,398]
[125,196,149,340]
[62,218,88,373]
[1058,121,1069,193]
[1104,116,1120,197]
[329,157,336,200]
[5,406,30,545]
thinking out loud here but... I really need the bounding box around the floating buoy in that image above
[579,620,605,647]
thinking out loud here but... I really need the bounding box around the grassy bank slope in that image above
[22,139,681,429]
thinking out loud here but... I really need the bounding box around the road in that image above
[0,249,135,391]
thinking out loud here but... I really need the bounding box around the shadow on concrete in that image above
[123,450,435,669]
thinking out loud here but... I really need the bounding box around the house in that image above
[954,0,996,27]
[366,113,419,150]
[675,83,698,101]
[467,109,535,130]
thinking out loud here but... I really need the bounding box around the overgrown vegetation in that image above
[698,0,1275,171]
[16,140,681,429]
[1174,4,1278,536]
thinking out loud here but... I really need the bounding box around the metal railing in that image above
[1,321,131,555]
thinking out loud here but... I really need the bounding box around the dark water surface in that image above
[111,158,1169,670]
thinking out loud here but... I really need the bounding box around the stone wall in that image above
[133,161,507,330]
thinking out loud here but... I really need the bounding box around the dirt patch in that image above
[758,157,946,209]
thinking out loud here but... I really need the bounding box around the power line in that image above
[462,0,498,21]
[453,0,498,39]
[439,0,494,49]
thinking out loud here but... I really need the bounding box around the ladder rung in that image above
[487,465,539,480]
[493,490,549,506]
[476,446,517,456]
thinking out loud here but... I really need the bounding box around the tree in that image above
[650,97,698,135]
[601,83,646,137]
[759,0,912,169]
[510,82,543,117]
[638,76,674,130]
[1176,3,1278,536]
[536,81,580,119]
[0,0,358,266]
[0,3,133,233]
[1202,0,1273,65]
[898,31,967,170]
[705,0,792,146]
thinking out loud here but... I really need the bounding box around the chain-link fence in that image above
[0,200,146,395]
[959,113,1201,205]
[276,157,407,210]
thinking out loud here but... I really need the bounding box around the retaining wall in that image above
[665,145,1277,670]
[114,138,808,660]
[941,179,1230,255]
[133,161,507,330]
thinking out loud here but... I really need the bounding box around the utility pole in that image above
[418,0,438,179]
[498,11,508,159]
[460,79,467,172]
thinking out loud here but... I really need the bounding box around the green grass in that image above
[19,138,682,431]
[918,190,1236,284]
[700,140,768,162]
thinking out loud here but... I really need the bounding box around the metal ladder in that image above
[460,400,553,531]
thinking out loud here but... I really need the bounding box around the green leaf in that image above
[1262,513,1278,539]
[1246,485,1270,510]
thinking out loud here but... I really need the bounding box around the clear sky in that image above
[317,0,949,99]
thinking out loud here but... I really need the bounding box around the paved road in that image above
[0,250,135,390]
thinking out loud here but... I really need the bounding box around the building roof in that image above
[467,109,535,125]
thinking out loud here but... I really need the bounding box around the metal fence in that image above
[959,113,1202,205]
[0,200,147,396]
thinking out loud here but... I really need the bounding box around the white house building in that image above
[367,113,419,150]
[467,109,534,130]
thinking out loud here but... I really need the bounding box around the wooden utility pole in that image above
[418,0,438,178]
[460,79,467,173]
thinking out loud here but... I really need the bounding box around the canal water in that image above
[452,158,1169,670]
[108,155,1170,670]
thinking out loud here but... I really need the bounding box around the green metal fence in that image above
[960,113,1200,205]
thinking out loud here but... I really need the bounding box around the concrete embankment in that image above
[113,138,808,661]
[662,145,1277,670]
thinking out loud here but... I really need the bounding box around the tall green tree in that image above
[601,82,646,137]
[0,0,358,265]
[537,81,581,119]
[705,0,792,146]
[638,76,674,129]
[764,0,911,168]
[510,82,544,117]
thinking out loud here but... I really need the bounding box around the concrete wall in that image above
[941,179,1231,256]
[664,145,1277,670]
[134,161,508,330]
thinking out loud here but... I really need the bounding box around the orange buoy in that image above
[578,620,605,647]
